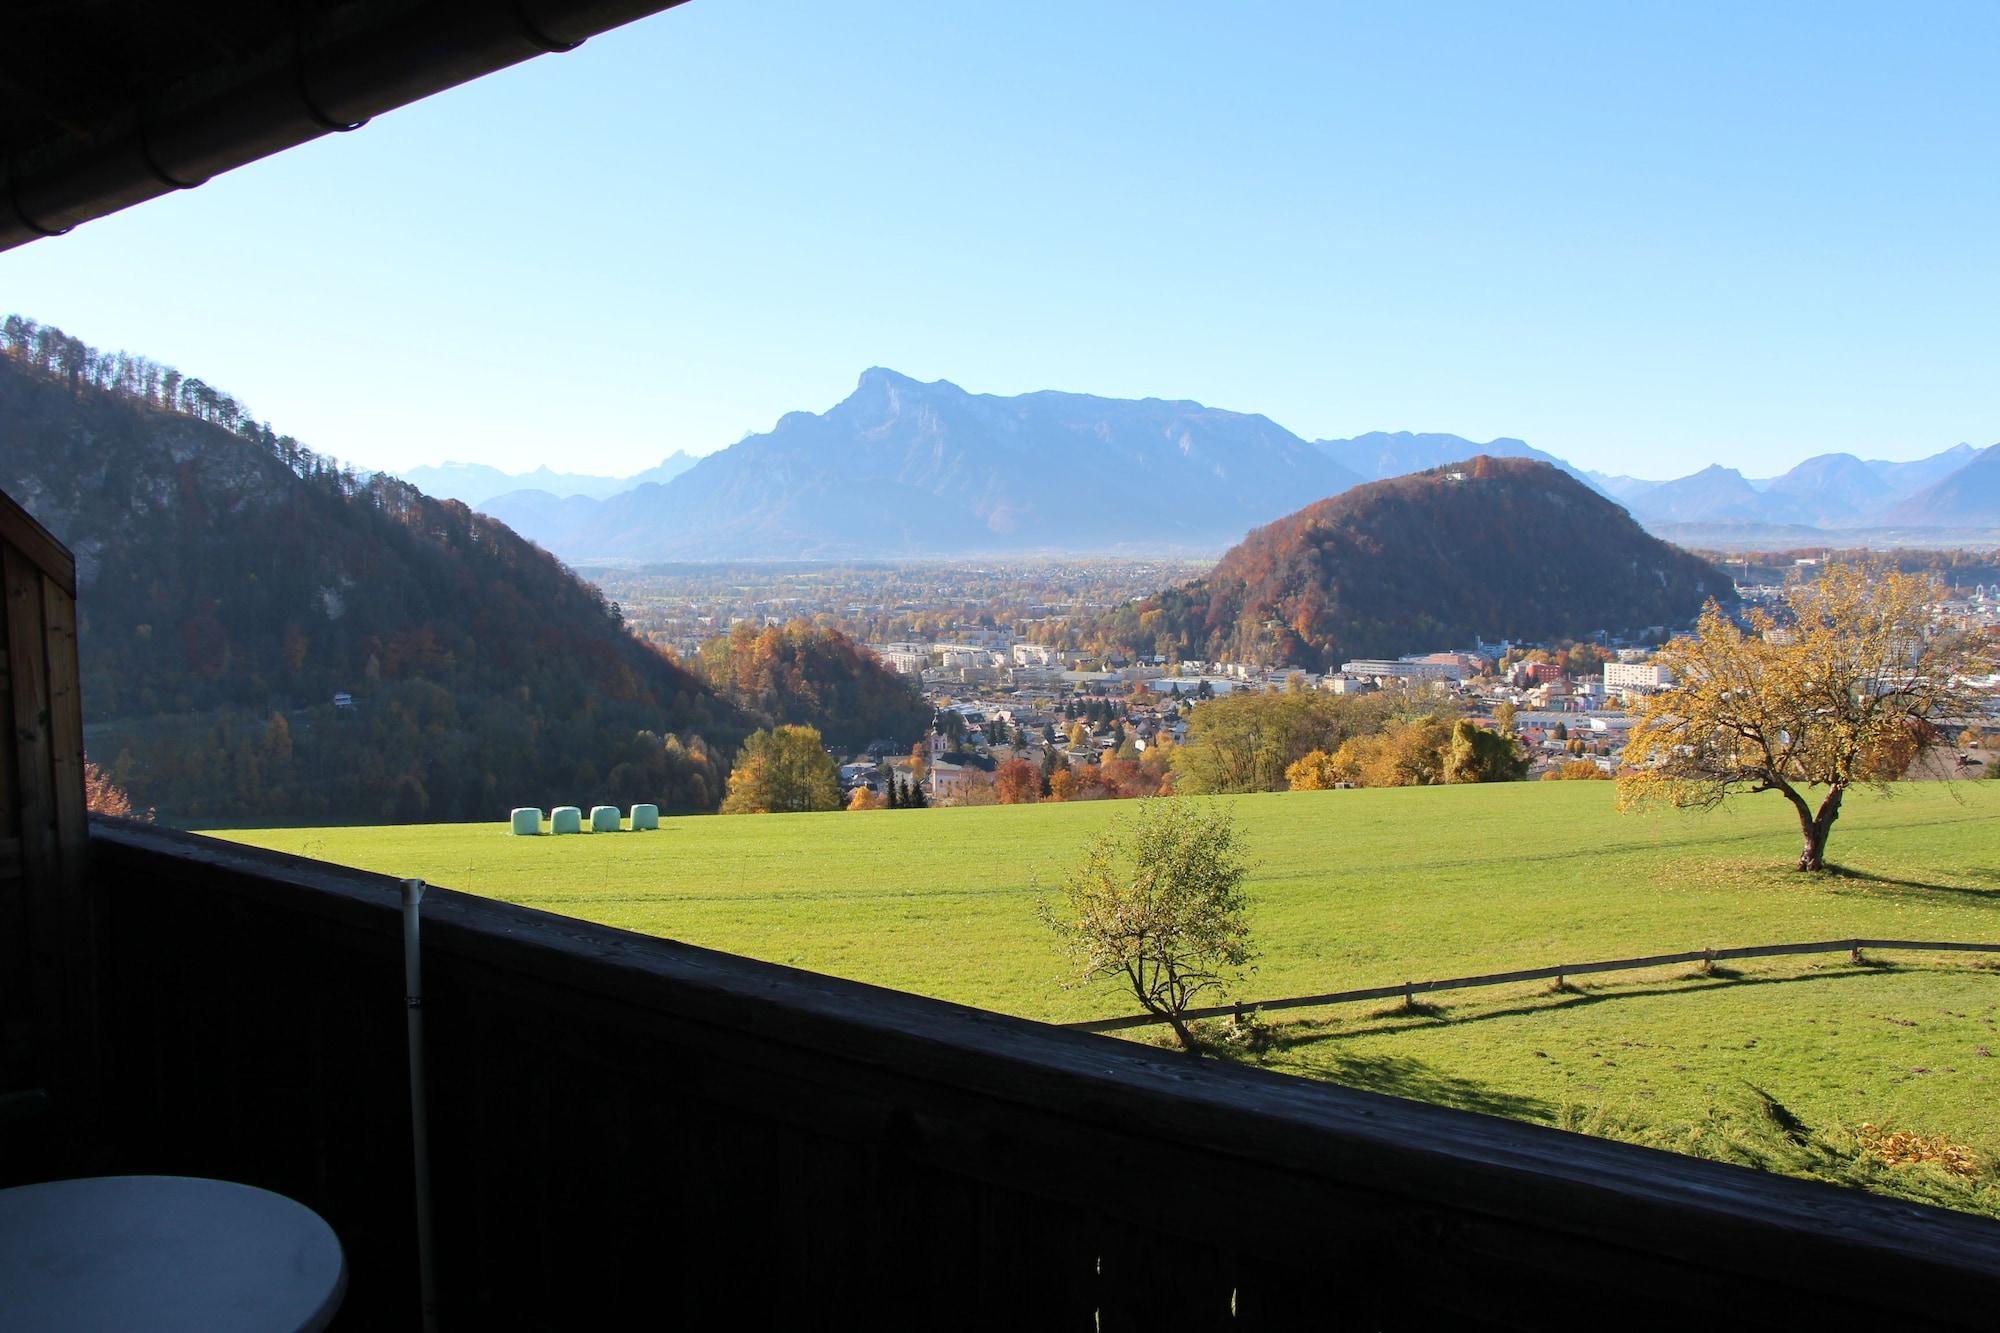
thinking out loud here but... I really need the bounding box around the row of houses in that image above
[871,640,1088,676]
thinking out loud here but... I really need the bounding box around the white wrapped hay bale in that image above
[589,805,621,832]
[550,806,583,835]
[509,807,543,836]
[630,804,659,831]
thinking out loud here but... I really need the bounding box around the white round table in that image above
[0,1175,346,1331]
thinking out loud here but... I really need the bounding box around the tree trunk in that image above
[1796,824,1827,872]
[1795,784,1845,872]
[1165,1012,1197,1051]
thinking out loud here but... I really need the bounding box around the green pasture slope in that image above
[210,781,2000,1214]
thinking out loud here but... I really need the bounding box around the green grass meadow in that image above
[208,781,2000,1214]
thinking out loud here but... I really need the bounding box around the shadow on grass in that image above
[1283,1050,1554,1122]
[1273,960,1940,1045]
[1818,865,2000,902]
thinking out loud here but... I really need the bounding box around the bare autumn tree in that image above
[1040,799,1253,1049]
[1619,561,1995,871]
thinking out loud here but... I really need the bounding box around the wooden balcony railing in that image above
[88,819,2000,1330]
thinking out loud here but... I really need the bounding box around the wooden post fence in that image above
[1066,938,2000,1034]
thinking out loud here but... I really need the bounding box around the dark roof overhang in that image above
[1,0,690,253]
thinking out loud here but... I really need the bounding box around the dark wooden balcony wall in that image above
[90,821,2000,1331]
[0,489,94,1178]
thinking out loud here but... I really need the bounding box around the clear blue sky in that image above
[3,1,1995,480]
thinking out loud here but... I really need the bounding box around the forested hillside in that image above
[698,621,929,751]
[0,317,742,822]
[1089,457,1734,668]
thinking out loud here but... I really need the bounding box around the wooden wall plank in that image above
[0,666,17,836]
[40,576,84,866]
[0,656,17,840]
[0,602,22,1102]
[2,545,59,1106]
[38,573,96,1120]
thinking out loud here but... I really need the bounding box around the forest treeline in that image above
[4,315,370,497]
[2,316,746,823]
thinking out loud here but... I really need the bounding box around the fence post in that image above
[1062,938,2000,1033]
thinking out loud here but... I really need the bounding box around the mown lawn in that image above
[208,780,2000,1214]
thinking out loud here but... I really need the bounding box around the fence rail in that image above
[1066,938,2000,1034]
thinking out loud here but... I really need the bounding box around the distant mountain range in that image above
[1310,431,1591,486]
[1880,443,2000,528]
[397,451,700,507]
[472,369,1361,559]
[1602,444,1999,537]
[1087,457,1735,669]
[394,376,1996,560]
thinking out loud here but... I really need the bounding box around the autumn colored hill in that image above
[0,321,745,822]
[698,620,930,751]
[1089,457,1735,668]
